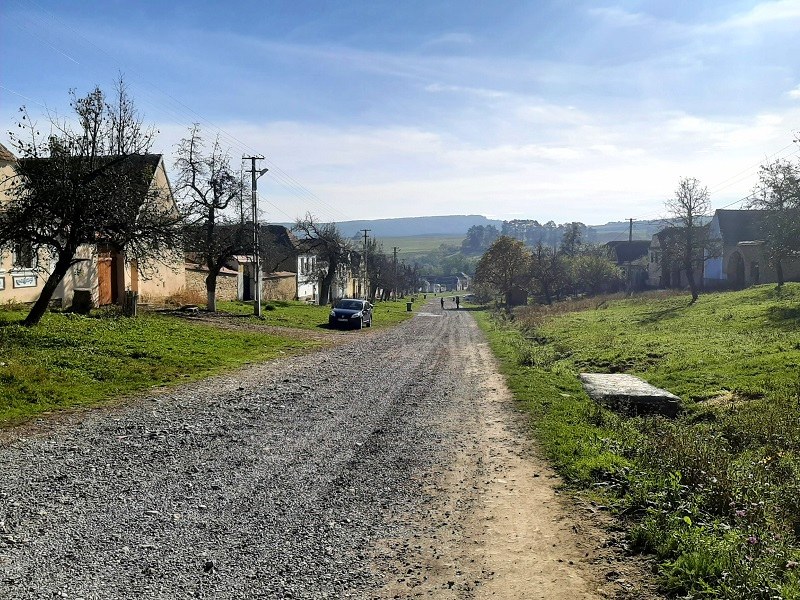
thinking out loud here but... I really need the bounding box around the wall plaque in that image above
[12,275,37,288]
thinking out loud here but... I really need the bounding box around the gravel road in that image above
[0,302,498,599]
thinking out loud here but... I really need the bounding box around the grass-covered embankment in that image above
[0,296,416,425]
[0,309,320,423]
[476,284,800,599]
[217,298,417,329]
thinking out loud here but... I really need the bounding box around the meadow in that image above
[477,284,800,599]
[0,298,414,423]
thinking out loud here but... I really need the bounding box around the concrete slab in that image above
[579,373,682,418]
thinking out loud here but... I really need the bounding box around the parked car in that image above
[328,298,373,329]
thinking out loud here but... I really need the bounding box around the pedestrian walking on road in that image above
[456,296,460,309]
[440,297,444,309]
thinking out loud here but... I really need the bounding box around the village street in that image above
[0,300,650,599]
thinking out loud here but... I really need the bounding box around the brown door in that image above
[98,252,112,305]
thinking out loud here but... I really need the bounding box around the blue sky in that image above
[2,1,800,226]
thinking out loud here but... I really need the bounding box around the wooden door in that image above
[98,252,112,305]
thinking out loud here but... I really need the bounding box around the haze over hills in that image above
[281,215,666,244]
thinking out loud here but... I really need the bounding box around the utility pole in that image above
[393,246,399,300]
[360,229,371,300]
[244,155,266,317]
[627,218,634,293]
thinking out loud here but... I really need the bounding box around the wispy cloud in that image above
[714,0,800,30]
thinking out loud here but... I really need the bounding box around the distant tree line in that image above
[473,226,622,307]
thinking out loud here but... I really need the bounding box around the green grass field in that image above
[0,298,415,424]
[477,284,800,599]
[217,298,416,329]
[375,234,464,256]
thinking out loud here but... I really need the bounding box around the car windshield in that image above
[335,300,363,310]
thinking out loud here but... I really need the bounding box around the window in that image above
[13,242,35,270]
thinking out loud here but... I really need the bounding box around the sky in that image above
[2,0,800,227]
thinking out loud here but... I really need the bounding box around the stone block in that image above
[579,373,682,418]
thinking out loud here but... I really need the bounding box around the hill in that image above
[277,215,706,246]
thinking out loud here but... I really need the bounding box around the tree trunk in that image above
[320,263,336,305]
[23,252,75,327]
[685,265,699,302]
[541,282,552,305]
[205,270,219,312]
[776,261,785,286]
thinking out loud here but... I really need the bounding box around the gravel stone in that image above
[0,304,481,599]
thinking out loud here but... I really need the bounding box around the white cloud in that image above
[715,0,800,30]
[586,7,655,28]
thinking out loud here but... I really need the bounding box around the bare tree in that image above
[0,80,181,326]
[748,159,800,286]
[174,125,248,312]
[293,213,349,305]
[664,177,712,302]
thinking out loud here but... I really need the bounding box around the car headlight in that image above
[351,312,363,318]
[329,310,336,317]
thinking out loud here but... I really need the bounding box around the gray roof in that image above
[714,209,766,245]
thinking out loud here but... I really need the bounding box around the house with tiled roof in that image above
[0,144,185,308]
[605,240,651,290]
[704,209,800,288]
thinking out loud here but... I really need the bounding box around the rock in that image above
[579,373,682,417]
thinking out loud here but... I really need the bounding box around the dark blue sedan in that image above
[328,298,373,329]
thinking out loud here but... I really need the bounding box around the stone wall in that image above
[185,267,239,301]
[263,273,296,301]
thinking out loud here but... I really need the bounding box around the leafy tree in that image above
[294,213,349,304]
[748,159,800,286]
[474,236,531,307]
[461,224,500,255]
[559,222,584,257]
[0,80,182,326]
[568,248,622,296]
[664,177,712,302]
[175,125,248,312]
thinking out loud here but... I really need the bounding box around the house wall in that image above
[185,266,238,301]
[296,253,318,301]
[263,273,296,301]
[136,160,185,301]
[0,249,45,304]
[0,157,50,305]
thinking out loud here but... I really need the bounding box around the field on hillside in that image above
[478,284,800,599]
[373,234,464,256]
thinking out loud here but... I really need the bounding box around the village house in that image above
[605,240,651,291]
[648,225,710,290]
[704,209,800,289]
[0,143,185,308]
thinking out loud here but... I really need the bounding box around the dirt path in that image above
[373,303,658,599]
[0,300,658,599]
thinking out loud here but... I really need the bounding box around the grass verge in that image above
[0,295,417,425]
[0,309,317,424]
[217,298,416,329]
[476,284,800,599]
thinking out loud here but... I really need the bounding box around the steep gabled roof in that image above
[605,240,651,263]
[0,142,17,162]
[714,209,766,245]
[260,224,301,252]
